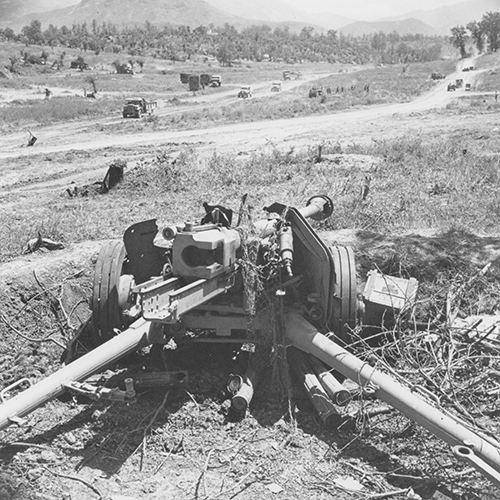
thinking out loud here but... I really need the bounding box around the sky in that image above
[284,0,463,20]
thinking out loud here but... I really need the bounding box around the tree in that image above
[480,11,500,52]
[21,20,43,45]
[466,21,485,52]
[216,41,235,66]
[450,25,468,58]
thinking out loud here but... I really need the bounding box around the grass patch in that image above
[0,133,498,261]
[121,60,458,131]
[0,95,123,130]
[475,68,500,92]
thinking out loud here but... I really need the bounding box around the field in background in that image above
[96,59,457,134]
[0,40,457,131]
[0,131,498,262]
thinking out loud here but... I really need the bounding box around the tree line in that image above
[450,11,500,58]
[0,19,446,66]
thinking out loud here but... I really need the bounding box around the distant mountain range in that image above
[13,0,246,29]
[383,0,500,33]
[0,0,320,32]
[0,0,78,24]
[205,0,353,28]
[340,18,438,37]
[0,0,498,35]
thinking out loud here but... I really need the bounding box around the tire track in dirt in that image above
[0,59,479,163]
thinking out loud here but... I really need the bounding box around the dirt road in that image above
[0,59,482,163]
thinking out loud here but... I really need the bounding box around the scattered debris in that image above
[23,233,64,254]
[26,130,37,147]
[67,160,125,197]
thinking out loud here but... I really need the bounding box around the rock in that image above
[333,476,364,492]
[37,450,57,463]
[63,432,77,445]
[266,483,284,494]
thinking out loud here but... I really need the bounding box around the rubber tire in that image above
[92,240,128,344]
[329,245,357,341]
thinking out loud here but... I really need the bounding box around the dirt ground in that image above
[0,53,499,500]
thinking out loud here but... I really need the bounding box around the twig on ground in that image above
[195,448,214,499]
[42,466,103,499]
[368,488,412,499]
[2,441,51,450]
[0,310,57,343]
[139,389,170,471]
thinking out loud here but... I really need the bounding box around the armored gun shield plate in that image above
[329,245,357,341]
[92,240,133,343]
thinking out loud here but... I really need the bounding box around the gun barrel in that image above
[285,312,500,480]
[298,195,333,221]
[0,319,152,433]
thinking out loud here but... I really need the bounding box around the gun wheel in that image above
[329,245,357,341]
[92,240,134,344]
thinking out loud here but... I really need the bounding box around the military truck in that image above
[188,75,201,92]
[431,72,445,80]
[209,75,222,87]
[122,98,157,118]
[271,81,282,92]
[238,86,252,98]
[309,86,323,98]
[283,70,302,81]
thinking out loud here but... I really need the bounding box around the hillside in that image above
[303,11,355,30]
[340,18,438,36]
[11,0,247,29]
[0,0,78,23]
[205,0,353,29]
[205,0,306,23]
[5,0,323,32]
[386,0,500,34]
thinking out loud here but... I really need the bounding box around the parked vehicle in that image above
[309,86,323,98]
[200,74,211,86]
[455,79,463,88]
[238,86,252,98]
[188,75,201,92]
[447,83,456,92]
[431,72,445,80]
[209,75,222,87]
[282,70,301,81]
[271,81,282,92]
[465,83,471,91]
[122,98,157,118]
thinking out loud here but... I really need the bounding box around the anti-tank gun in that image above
[0,195,499,488]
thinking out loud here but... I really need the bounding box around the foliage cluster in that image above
[0,20,445,67]
[450,11,500,58]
